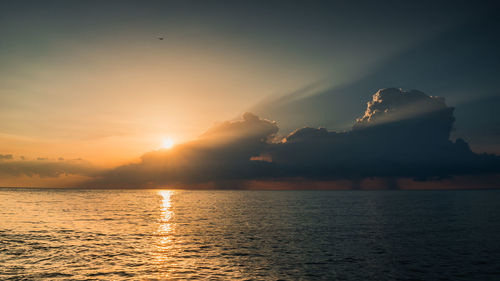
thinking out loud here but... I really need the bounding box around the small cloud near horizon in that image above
[0,156,99,179]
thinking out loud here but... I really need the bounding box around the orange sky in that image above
[1,38,329,168]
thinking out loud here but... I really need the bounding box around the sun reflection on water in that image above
[155,190,175,274]
[159,190,173,232]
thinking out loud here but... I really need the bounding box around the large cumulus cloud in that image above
[89,88,500,188]
[269,88,498,182]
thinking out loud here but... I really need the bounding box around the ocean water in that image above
[1,189,500,280]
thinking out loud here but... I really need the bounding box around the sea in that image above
[1,189,500,280]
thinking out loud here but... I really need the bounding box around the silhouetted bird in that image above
[158,36,165,40]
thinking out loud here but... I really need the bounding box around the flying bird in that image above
[157,36,165,40]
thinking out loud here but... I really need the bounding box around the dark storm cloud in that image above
[90,88,500,188]
[269,89,498,182]
[0,157,99,178]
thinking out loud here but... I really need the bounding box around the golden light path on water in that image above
[155,190,175,278]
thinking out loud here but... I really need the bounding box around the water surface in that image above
[1,189,500,280]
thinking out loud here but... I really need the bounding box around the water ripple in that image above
[1,189,500,280]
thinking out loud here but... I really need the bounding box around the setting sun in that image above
[162,138,175,149]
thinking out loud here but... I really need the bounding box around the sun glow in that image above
[162,138,175,149]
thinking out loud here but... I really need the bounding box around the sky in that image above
[1,0,499,188]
